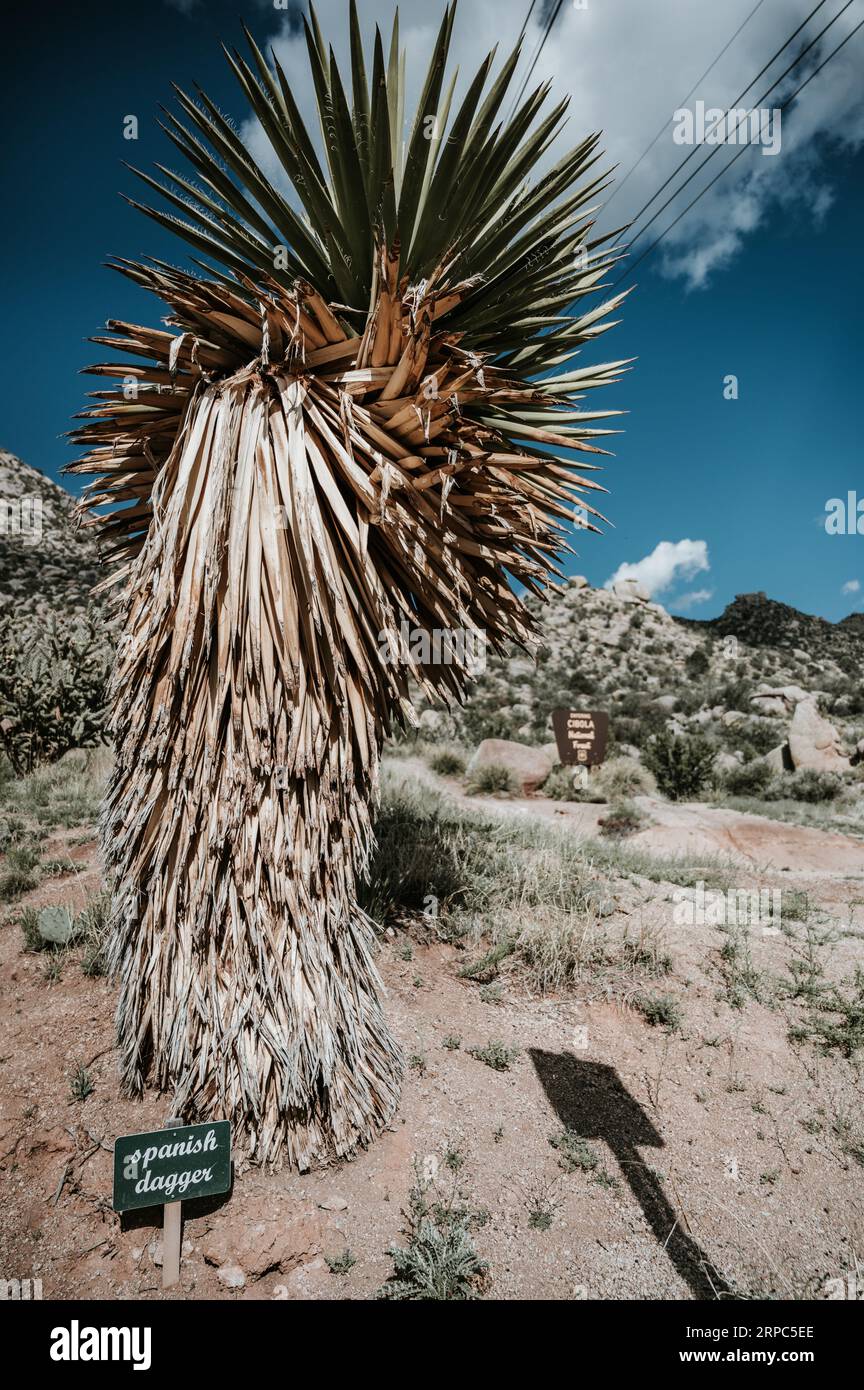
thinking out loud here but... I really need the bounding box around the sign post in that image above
[113,1118,232,1289]
[162,1118,183,1289]
[551,709,609,774]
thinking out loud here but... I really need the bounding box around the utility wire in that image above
[612,12,864,287]
[621,0,855,259]
[507,0,566,121]
[606,0,769,209]
[516,0,538,46]
[625,0,832,233]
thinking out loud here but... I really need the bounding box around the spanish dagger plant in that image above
[70,1,629,1168]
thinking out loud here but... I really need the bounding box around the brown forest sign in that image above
[552,709,609,767]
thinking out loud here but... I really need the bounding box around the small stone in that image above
[217,1262,246,1289]
[318,1196,348,1212]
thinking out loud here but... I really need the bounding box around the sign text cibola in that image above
[552,709,609,767]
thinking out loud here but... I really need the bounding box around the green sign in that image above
[113,1120,231,1213]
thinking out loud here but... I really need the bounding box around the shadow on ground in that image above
[530,1049,732,1300]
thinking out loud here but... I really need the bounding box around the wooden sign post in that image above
[551,709,609,772]
[162,1118,183,1289]
[113,1118,232,1290]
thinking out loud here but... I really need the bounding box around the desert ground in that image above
[1,748,863,1301]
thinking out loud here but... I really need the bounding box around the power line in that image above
[507,0,566,121]
[622,0,855,259]
[625,0,832,234]
[605,0,769,210]
[516,0,538,46]
[613,12,864,287]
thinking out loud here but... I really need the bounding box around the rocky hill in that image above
[418,575,864,774]
[0,450,102,614]
[683,591,863,671]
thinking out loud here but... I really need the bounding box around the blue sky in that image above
[1,0,862,621]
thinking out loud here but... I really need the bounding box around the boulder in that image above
[467,738,556,795]
[612,578,650,604]
[762,743,794,773]
[713,752,741,775]
[787,701,850,773]
[418,708,457,738]
[203,1196,330,1281]
[722,710,746,728]
[750,685,810,717]
[750,694,787,717]
[614,742,642,761]
[568,575,590,590]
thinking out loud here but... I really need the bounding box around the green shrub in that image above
[643,730,715,801]
[378,1165,488,1300]
[541,765,605,803]
[427,748,467,777]
[593,755,655,800]
[467,1040,519,1071]
[465,762,518,796]
[549,1131,599,1173]
[0,844,41,901]
[685,647,710,678]
[598,799,645,839]
[635,993,683,1030]
[722,759,773,797]
[0,610,112,775]
[782,769,843,804]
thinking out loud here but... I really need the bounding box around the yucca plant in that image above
[69,1,629,1168]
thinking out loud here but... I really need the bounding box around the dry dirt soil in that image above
[2,765,863,1302]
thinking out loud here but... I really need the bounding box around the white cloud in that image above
[671,588,715,610]
[605,539,709,597]
[842,579,860,595]
[236,0,864,288]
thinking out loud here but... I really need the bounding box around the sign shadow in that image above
[529,1050,731,1300]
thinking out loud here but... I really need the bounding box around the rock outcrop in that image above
[788,701,850,773]
[467,738,557,794]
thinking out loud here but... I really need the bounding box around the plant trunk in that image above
[104,375,402,1168]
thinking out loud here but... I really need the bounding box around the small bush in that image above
[0,610,112,775]
[598,799,645,839]
[325,1249,357,1276]
[635,993,682,1030]
[0,844,41,902]
[549,1131,599,1173]
[458,936,516,982]
[782,769,843,804]
[541,765,605,803]
[685,647,711,678]
[378,1164,488,1300]
[68,1064,94,1102]
[789,967,864,1057]
[465,762,518,797]
[644,730,715,801]
[427,748,467,777]
[467,1041,519,1071]
[593,756,655,801]
[79,892,112,977]
[722,759,774,798]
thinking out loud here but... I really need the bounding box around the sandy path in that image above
[393,757,864,878]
